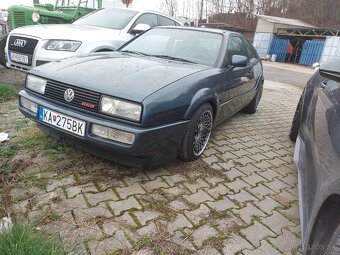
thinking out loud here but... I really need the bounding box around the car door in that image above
[311,68,340,201]
[218,36,254,121]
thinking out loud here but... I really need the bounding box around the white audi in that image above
[5,8,181,71]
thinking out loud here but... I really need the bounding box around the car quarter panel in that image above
[297,70,340,251]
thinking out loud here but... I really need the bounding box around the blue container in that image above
[299,40,325,66]
[269,39,289,62]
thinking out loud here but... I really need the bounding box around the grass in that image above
[0,84,17,103]
[0,223,64,255]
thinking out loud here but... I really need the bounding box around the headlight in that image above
[45,40,81,52]
[26,74,46,94]
[3,12,8,22]
[32,12,40,22]
[100,95,142,122]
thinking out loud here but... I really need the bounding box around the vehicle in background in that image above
[290,61,340,255]
[18,26,263,167]
[0,10,8,35]
[5,8,181,71]
[0,0,108,67]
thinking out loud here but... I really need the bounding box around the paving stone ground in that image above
[0,66,304,255]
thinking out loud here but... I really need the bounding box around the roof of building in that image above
[257,15,317,29]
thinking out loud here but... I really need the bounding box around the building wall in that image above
[255,19,275,33]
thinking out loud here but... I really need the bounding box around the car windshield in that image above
[73,8,138,30]
[120,28,223,67]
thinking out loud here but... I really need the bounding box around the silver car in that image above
[5,8,181,71]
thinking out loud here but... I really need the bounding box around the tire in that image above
[179,104,213,161]
[0,34,8,68]
[325,225,340,255]
[289,94,303,142]
[244,81,263,114]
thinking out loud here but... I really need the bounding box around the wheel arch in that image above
[307,194,340,254]
[184,88,219,121]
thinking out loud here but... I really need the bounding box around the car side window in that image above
[133,14,158,28]
[158,15,176,26]
[242,37,257,61]
[226,36,248,64]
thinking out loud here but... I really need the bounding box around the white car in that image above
[5,8,181,71]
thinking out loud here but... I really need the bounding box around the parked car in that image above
[290,61,340,255]
[5,8,181,71]
[18,26,263,167]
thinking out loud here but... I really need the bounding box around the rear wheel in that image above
[244,81,263,114]
[289,94,303,142]
[179,104,213,161]
[0,34,8,68]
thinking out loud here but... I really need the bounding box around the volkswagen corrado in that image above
[18,27,264,167]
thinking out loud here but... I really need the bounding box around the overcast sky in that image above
[1,0,162,11]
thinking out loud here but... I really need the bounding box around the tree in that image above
[162,0,178,17]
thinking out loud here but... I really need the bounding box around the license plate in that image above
[10,52,29,64]
[38,107,86,137]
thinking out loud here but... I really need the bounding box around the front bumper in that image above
[19,90,189,167]
[6,34,79,71]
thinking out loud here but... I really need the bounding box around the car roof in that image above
[152,26,236,36]
[104,8,181,23]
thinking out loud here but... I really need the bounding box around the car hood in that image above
[30,52,211,103]
[10,24,121,40]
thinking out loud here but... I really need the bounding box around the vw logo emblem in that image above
[64,88,74,102]
[13,39,27,48]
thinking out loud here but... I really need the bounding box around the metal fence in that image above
[299,40,325,66]
[269,38,289,62]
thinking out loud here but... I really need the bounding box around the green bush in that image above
[0,224,64,255]
[0,84,17,103]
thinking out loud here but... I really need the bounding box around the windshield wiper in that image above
[150,55,196,64]
[120,50,149,56]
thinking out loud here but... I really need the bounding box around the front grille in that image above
[8,36,38,55]
[13,11,26,28]
[44,80,101,112]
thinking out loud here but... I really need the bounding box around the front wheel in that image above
[179,104,213,161]
[0,34,8,68]
[244,81,263,114]
[289,94,303,142]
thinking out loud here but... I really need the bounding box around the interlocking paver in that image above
[134,210,160,225]
[73,203,112,224]
[207,196,236,211]
[241,221,276,247]
[85,189,119,206]
[205,183,230,199]
[2,73,303,254]
[183,178,210,193]
[185,204,211,225]
[109,196,143,216]
[222,234,254,254]
[236,203,266,225]
[261,211,293,235]
[115,182,146,199]
[267,229,301,253]
[242,240,281,255]
[183,189,214,204]
[192,224,219,247]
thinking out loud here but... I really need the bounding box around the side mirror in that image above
[312,62,320,69]
[231,55,248,67]
[319,61,340,82]
[130,23,151,35]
